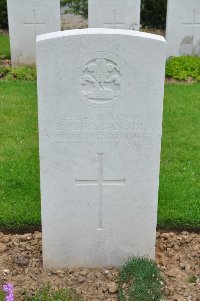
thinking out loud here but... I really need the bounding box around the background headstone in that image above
[37,28,166,268]
[88,0,141,30]
[7,0,60,66]
[166,0,200,57]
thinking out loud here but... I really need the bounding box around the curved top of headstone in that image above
[37,28,166,44]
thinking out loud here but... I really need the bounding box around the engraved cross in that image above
[104,9,126,29]
[24,9,46,40]
[183,9,200,47]
[75,153,125,230]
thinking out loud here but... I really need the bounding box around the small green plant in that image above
[166,56,200,81]
[118,257,163,301]
[0,290,5,301]
[187,275,197,283]
[0,66,36,81]
[24,285,82,301]
[0,65,10,78]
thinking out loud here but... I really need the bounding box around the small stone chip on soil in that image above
[107,282,118,293]
[13,255,29,267]
[0,231,199,301]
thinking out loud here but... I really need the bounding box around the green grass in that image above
[159,83,200,229]
[0,80,40,229]
[118,257,163,301]
[187,275,198,284]
[0,290,5,301]
[24,285,82,301]
[0,80,200,230]
[0,34,10,59]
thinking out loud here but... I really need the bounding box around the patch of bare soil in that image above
[0,30,8,34]
[0,231,199,300]
[61,14,87,30]
[141,28,165,37]
[0,59,11,67]
[165,78,196,84]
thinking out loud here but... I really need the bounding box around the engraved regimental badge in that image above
[77,52,129,108]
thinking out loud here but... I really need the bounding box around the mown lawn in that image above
[0,81,40,229]
[0,34,10,59]
[0,81,200,230]
[159,83,200,229]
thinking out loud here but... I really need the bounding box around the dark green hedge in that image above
[141,0,167,29]
[0,0,8,29]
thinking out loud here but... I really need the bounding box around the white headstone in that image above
[7,0,60,66]
[166,0,200,57]
[37,29,166,269]
[88,0,141,30]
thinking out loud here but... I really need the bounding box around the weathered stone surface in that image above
[7,0,60,66]
[37,29,166,268]
[166,0,200,57]
[88,0,141,30]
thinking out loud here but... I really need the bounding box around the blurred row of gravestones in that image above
[6,0,200,66]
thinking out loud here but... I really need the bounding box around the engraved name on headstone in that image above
[7,0,61,66]
[37,29,166,268]
[88,0,141,30]
[166,0,200,57]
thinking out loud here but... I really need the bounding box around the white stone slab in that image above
[37,29,166,269]
[88,0,141,30]
[7,0,60,66]
[166,0,200,57]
